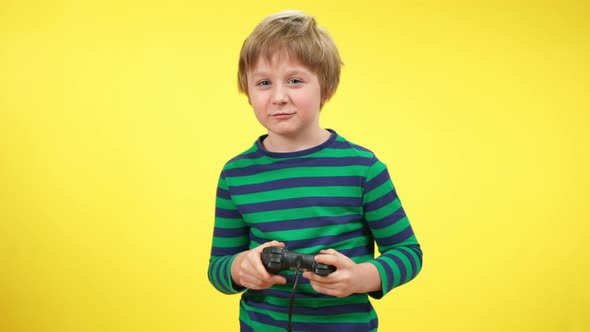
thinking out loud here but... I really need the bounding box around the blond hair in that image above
[238,10,343,107]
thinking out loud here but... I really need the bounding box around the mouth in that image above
[271,112,295,119]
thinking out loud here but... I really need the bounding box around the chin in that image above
[267,124,300,136]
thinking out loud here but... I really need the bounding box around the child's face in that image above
[246,55,322,140]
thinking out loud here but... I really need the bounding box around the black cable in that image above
[287,257,303,332]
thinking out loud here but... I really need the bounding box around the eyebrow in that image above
[249,68,311,78]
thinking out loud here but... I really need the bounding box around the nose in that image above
[271,85,288,105]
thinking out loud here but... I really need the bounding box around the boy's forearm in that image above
[355,262,382,294]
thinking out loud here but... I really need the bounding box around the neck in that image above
[264,128,331,153]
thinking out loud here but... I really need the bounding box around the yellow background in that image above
[1,1,588,331]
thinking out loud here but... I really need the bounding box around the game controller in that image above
[261,246,336,277]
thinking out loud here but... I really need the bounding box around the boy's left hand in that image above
[302,249,381,298]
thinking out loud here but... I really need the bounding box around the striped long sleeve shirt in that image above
[208,130,422,331]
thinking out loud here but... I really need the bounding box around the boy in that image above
[208,10,422,332]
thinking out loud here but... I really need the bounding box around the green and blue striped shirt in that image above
[208,130,422,331]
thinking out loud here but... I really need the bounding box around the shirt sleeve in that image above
[362,157,423,299]
[207,171,250,294]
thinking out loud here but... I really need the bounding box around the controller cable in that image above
[287,256,303,332]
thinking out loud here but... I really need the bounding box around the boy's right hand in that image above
[231,240,287,290]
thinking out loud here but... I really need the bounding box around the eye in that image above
[288,78,303,84]
[256,80,271,86]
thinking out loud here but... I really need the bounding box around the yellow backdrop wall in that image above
[1,1,588,331]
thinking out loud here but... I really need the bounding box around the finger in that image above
[251,252,274,279]
[312,280,352,298]
[240,274,267,290]
[303,271,337,286]
[314,249,347,268]
[307,274,336,285]
[255,240,285,252]
[270,275,287,285]
[247,273,287,289]
[309,281,340,296]
[303,271,326,283]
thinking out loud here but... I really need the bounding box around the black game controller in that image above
[262,246,336,277]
